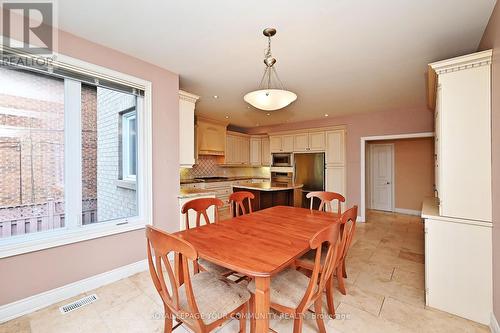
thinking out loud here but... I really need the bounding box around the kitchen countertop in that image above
[233,182,303,192]
[421,196,492,227]
[178,188,216,199]
[180,176,269,184]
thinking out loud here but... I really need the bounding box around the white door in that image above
[370,144,394,211]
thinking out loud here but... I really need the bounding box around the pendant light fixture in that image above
[244,28,297,111]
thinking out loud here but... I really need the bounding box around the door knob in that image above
[386,182,390,185]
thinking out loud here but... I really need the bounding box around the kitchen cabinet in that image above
[250,137,262,165]
[294,132,325,152]
[197,117,227,156]
[326,130,345,166]
[422,198,492,324]
[225,131,250,165]
[179,90,199,168]
[429,50,492,222]
[270,135,294,152]
[261,137,271,166]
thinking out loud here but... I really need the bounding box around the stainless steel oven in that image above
[271,171,293,187]
[272,153,293,167]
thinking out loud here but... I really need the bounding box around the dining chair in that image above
[146,226,249,333]
[247,223,341,333]
[181,198,233,276]
[295,206,358,318]
[306,191,345,214]
[229,191,255,217]
[306,191,348,284]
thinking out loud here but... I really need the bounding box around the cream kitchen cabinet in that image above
[269,135,294,153]
[261,136,271,166]
[196,117,227,156]
[326,130,345,166]
[179,90,199,168]
[294,132,326,152]
[429,50,492,222]
[250,137,262,165]
[225,131,250,165]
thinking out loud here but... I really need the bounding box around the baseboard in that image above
[0,259,148,324]
[357,215,365,223]
[491,312,500,333]
[394,208,422,216]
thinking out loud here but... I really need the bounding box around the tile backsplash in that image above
[180,155,270,180]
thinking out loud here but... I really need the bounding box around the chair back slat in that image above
[306,191,345,214]
[145,226,205,330]
[338,205,358,263]
[181,198,224,229]
[229,191,255,217]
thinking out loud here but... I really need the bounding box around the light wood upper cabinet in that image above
[197,117,227,156]
[225,131,250,165]
[270,136,283,152]
[179,90,199,167]
[326,130,345,165]
[270,135,293,152]
[309,132,326,151]
[261,137,271,166]
[250,137,262,165]
[282,135,294,152]
[294,133,309,151]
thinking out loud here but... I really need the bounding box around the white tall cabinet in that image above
[423,50,492,325]
[179,90,199,168]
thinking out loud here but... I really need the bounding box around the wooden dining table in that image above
[174,205,340,333]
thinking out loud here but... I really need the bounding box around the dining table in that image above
[174,205,341,333]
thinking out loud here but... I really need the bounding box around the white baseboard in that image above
[394,208,422,216]
[357,215,365,223]
[491,312,500,333]
[0,259,148,324]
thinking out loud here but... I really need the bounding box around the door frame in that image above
[360,132,434,222]
[369,143,395,212]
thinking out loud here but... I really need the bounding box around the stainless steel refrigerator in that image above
[294,153,325,208]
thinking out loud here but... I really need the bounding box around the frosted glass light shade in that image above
[243,89,297,111]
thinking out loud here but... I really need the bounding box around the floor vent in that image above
[59,294,98,314]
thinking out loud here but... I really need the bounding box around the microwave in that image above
[272,153,293,167]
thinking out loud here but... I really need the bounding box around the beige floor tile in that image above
[0,317,31,333]
[392,267,424,290]
[399,249,425,263]
[90,277,143,313]
[333,284,385,316]
[329,302,412,333]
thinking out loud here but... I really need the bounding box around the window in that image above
[121,109,137,181]
[0,54,151,257]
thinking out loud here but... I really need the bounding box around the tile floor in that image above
[0,210,490,333]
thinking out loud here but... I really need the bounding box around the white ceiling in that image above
[56,0,496,128]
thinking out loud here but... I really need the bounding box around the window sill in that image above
[115,179,137,190]
[0,220,147,259]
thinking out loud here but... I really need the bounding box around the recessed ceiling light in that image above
[255,123,260,126]
[324,114,329,117]
[247,106,250,109]
[266,113,270,116]
[225,115,229,119]
[213,95,219,99]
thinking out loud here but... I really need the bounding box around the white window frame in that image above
[121,109,137,182]
[0,53,153,259]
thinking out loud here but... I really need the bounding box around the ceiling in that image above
[56,0,496,128]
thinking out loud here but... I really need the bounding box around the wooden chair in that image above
[247,223,341,333]
[229,191,255,217]
[306,191,346,214]
[295,206,358,318]
[181,198,233,276]
[306,192,348,286]
[146,226,249,333]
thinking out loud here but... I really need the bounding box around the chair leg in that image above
[314,297,327,333]
[249,295,256,333]
[342,259,347,278]
[239,303,247,333]
[292,313,303,333]
[325,276,336,318]
[164,306,173,333]
[336,265,347,295]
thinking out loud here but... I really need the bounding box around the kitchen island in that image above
[232,182,303,212]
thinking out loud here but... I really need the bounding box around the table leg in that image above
[174,253,184,286]
[253,276,270,333]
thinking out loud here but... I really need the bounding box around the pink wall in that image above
[479,0,500,321]
[0,25,179,304]
[246,107,434,209]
